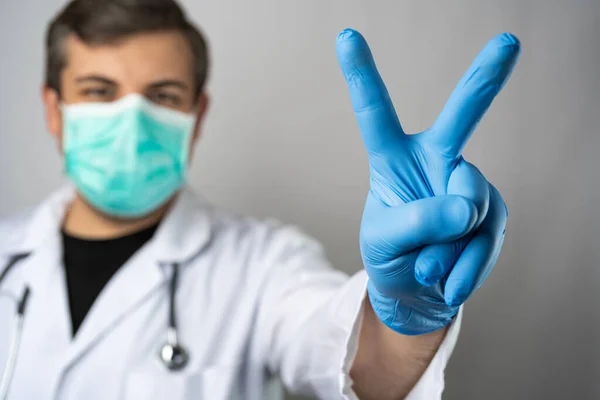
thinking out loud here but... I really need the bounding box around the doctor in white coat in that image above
[0,0,520,399]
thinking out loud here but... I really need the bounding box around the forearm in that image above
[350,298,448,400]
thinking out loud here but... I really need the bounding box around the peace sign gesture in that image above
[337,30,520,335]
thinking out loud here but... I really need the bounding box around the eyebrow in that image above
[147,80,189,91]
[75,75,116,85]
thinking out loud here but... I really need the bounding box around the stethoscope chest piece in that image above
[159,340,189,372]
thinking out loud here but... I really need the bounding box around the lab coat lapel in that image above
[19,229,72,364]
[61,187,212,370]
[3,185,77,392]
[18,186,74,354]
[62,239,165,368]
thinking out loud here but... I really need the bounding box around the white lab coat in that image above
[0,185,461,400]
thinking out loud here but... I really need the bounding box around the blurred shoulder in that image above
[207,207,324,260]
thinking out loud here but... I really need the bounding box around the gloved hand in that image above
[336,29,520,335]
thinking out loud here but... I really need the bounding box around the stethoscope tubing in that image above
[0,255,31,400]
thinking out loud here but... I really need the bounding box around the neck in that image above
[62,193,172,240]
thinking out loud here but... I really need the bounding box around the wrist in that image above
[367,280,458,336]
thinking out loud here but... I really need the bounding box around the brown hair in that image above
[45,0,210,100]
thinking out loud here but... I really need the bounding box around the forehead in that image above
[63,31,194,82]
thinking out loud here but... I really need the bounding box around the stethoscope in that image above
[158,262,189,371]
[0,255,189,400]
[0,254,32,400]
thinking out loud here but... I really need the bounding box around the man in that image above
[0,0,520,399]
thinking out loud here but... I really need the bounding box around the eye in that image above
[149,91,182,107]
[81,87,115,101]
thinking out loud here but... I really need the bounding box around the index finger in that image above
[429,33,521,158]
[336,29,404,154]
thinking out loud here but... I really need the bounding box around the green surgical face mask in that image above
[62,94,195,218]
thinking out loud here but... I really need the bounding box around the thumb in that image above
[361,193,478,259]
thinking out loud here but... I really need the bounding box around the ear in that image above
[191,92,210,145]
[42,85,64,149]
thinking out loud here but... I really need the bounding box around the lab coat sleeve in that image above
[255,226,462,399]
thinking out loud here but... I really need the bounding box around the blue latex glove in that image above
[336,30,520,335]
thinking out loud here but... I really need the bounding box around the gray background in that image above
[1,0,599,399]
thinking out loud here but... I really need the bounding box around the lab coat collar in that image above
[152,187,213,265]
[0,184,74,258]
[0,183,213,264]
